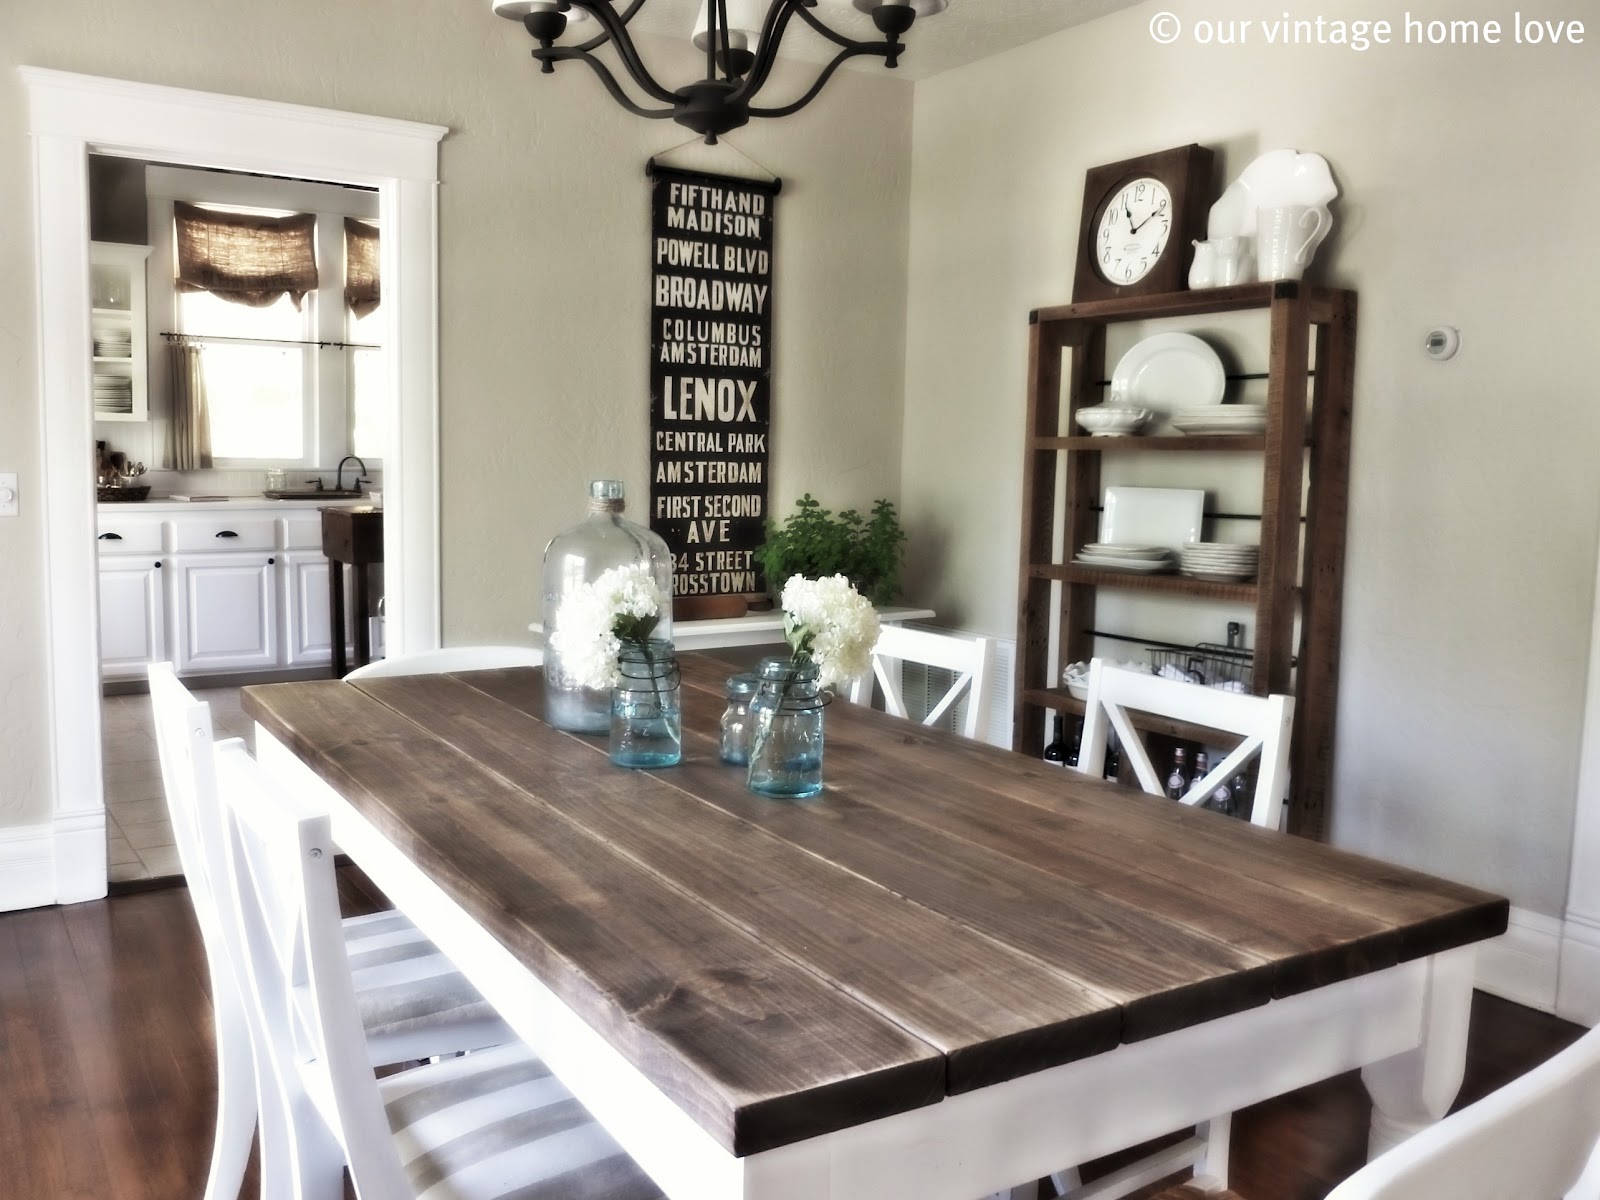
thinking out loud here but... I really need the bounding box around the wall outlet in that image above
[0,473,17,517]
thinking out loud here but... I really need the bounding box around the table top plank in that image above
[457,669,1286,1048]
[243,680,944,1156]
[672,657,1509,972]
[354,672,1128,1092]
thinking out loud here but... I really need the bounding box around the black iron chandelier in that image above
[493,0,947,143]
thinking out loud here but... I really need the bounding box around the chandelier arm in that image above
[744,44,890,118]
[547,2,682,106]
[567,0,645,53]
[530,46,678,119]
[787,0,875,51]
[728,0,816,106]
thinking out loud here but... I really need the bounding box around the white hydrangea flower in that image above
[550,563,664,690]
[779,573,880,688]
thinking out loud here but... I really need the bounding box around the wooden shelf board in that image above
[1034,435,1266,453]
[1021,688,1248,750]
[1030,563,1259,602]
[1030,281,1351,326]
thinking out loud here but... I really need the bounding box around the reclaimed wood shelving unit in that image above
[1013,281,1356,839]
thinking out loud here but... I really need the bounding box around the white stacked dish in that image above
[1074,543,1176,573]
[1171,404,1268,435]
[1179,542,1259,581]
[1074,404,1153,436]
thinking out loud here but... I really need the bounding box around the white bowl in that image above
[1074,405,1151,436]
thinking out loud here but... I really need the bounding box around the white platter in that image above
[1208,148,1338,240]
[1109,333,1226,416]
[1081,547,1171,563]
[1075,554,1176,573]
[1100,485,1205,551]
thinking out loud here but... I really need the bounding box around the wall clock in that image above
[1072,144,1215,302]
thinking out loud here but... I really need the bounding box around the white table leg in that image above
[1360,946,1477,1157]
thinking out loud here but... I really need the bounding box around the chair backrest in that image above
[1075,658,1294,829]
[848,625,994,741]
[148,662,233,966]
[1324,1020,1600,1200]
[213,739,413,1197]
[344,644,543,680]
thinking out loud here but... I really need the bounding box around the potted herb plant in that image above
[754,495,905,606]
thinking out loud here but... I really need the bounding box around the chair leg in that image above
[1048,1168,1083,1196]
[1195,1113,1232,1192]
[204,1001,257,1200]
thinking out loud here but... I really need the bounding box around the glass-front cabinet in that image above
[89,241,152,422]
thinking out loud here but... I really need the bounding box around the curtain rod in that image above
[159,331,379,350]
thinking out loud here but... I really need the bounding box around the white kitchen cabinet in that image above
[171,551,280,673]
[98,557,166,677]
[89,241,152,423]
[282,550,339,667]
[96,503,363,680]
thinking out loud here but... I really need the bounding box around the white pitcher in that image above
[1256,205,1331,281]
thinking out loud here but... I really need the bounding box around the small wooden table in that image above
[319,505,382,677]
[244,658,1507,1199]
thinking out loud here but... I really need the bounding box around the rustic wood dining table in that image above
[242,656,1509,1200]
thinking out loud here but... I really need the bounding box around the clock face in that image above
[1094,176,1173,285]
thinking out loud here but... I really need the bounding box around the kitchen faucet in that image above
[336,455,368,493]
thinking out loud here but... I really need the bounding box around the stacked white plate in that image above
[1074,543,1175,573]
[1171,404,1268,436]
[1179,542,1259,581]
[93,328,132,358]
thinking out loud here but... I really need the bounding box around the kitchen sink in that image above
[263,489,366,500]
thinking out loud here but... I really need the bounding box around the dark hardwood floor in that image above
[0,874,1583,1199]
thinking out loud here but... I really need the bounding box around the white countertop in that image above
[98,497,375,512]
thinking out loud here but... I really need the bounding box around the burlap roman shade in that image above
[344,217,380,317]
[174,201,318,309]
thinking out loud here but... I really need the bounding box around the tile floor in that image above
[102,686,253,884]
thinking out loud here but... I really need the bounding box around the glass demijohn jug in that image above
[541,480,674,732]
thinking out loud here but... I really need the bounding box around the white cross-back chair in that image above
[1145,1019,1600,1200]
[147,663,513,1200]
[1045,658,1295,1200]
[344,644,543,680]
[1075,658,1295,830]
[213,738,662,1199]
[848,624,995,741]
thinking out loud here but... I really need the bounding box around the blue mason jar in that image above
[609,640,682,768]
[745,657,824,798]
[718,672,760,765]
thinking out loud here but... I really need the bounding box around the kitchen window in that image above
[146,166,382,472]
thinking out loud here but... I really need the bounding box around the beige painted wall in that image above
[901,0,1599,913]
[0,1,913,828]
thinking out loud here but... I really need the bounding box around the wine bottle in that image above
[1165,747,1188,800]
[1043,717,1067,767]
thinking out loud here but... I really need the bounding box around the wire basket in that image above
[1147,641,1253,688]
[97,484,151,502]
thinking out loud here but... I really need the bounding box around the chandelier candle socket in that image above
[493,0,948,144]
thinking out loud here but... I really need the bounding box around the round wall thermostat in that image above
[1424,326,1460,360]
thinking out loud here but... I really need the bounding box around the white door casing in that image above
[21,67,445,908]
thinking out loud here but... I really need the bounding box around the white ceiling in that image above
[611,0,1145,81]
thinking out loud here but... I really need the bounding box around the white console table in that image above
[530,606,935,652]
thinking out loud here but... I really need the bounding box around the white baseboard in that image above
[0,811,108,913]
[0,824,59,912]
[1557,911,1600,1025]
[54,810,109,905]
[1475,906,1563,1012]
